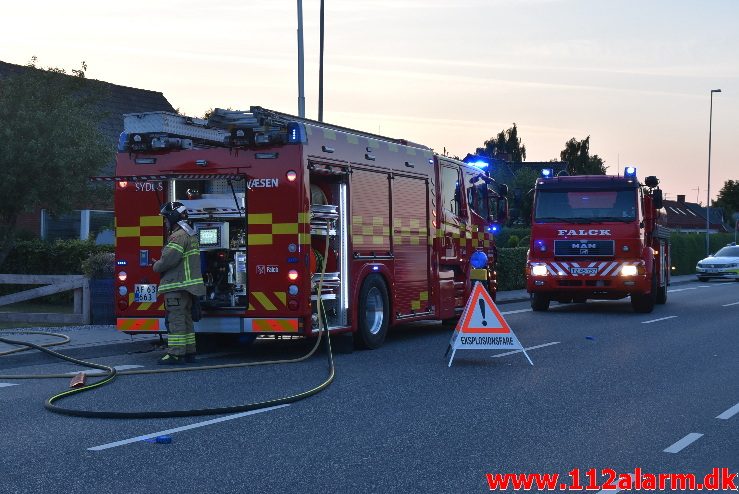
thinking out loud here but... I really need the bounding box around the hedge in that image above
[669,232,735,275]
[496,227,531,248]
[496,247,528,291]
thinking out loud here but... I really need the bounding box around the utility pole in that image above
[297,0,306,118]
[318,0,325,122]
[706,89,721,256]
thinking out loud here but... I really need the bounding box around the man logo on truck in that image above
[571,243,597,249]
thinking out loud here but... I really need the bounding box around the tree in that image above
[476,123,527,163]
[508,167,539,226]
[0,59,113,268]
[559,136,607,175]
[713,179,739,224]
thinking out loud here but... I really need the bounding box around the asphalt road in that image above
[1,280,737,493]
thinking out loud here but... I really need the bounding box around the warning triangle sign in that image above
[457,283,510,334]
[447,282,532,367]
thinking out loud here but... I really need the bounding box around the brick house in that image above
[659,194,728,233]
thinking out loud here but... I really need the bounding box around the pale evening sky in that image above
[2,0,737,203]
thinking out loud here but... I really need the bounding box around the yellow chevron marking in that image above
[253,292,277,311]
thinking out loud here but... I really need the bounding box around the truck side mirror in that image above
[652,189,663,209]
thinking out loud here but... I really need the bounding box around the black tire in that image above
[531,293,550,311]
[656,281,667,305]
[698,277,709,282]
[354,274,390,349]
[631,274,657,313]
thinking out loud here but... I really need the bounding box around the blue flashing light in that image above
[469,160,489,169]
[487,225,499,233]
[116,260,128,266]
[470,251,488,269]
[624,166,637,177]
[117,132,128,152]
[541,168,553,178]
[372,265,380,272]
[287,122,306,143]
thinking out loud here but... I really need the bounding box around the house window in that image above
[41,209,114,244]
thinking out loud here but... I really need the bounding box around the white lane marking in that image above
[0,383,19,388]
[663,433,703,453]
[500,308,532,315]
[492,341,560,358]
[668,287,698,293]
[88,404,289,451]
[66,365,144,376]
[722,301,739,307]
[596,473,635,493]
[716,401,739,420]
[641,316,677,324]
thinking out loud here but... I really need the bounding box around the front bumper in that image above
[526,260,650,298]
[695,268,739,280]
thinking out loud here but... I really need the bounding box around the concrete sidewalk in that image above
[496,273,698,304]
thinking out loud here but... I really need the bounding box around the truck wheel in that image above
[631,274,657,313]
[531,293,550,311]
[354,274,390,349]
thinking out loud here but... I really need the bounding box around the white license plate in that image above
[570,267,598,275]
[134,284,158,303]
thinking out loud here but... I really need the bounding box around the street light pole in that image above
[318,0,325,122]
[297,0,306,118]
[706,88,721,256]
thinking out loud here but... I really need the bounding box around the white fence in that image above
[0,274,90,325]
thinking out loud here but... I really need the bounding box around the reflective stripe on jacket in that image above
[153,226,206,296]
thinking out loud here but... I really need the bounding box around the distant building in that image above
[659,195,728,233]
[462,154,567,186]
[0,60,175,242]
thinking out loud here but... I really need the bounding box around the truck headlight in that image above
[531,264,548,276]
[621,265,638,276]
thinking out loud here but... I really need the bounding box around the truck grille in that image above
[554,240,614,257]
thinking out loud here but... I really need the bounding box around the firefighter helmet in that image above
[160,201,188,227]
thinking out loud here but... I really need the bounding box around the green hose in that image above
[0,218,337,419]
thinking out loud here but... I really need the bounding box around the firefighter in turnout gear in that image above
[153,202,206,364]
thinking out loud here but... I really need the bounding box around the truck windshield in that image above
[535,190,636,223]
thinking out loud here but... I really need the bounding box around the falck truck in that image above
[526,167,670,313]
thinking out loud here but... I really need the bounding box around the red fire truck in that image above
[99,108,508,348]
[526,167,670,313]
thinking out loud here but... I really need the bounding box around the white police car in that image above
[696,243,739,281]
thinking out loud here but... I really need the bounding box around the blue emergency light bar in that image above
[624,166,637,178]
[541,168,553,178]
[287,122,307,143]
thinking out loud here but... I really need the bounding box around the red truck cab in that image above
[526,168,669,313]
